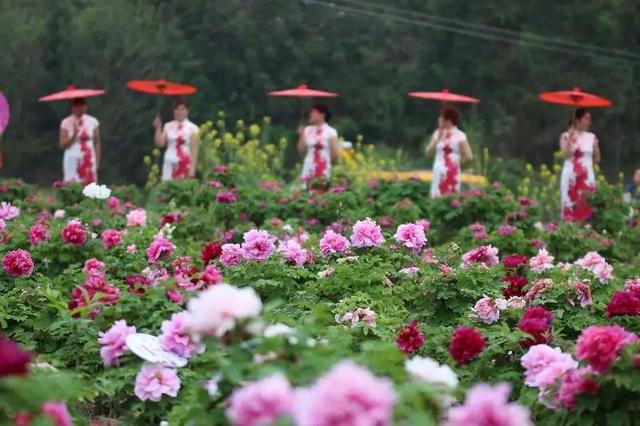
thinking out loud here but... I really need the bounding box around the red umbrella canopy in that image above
[127,79,197,96]
[538,87,612,108]
[409,89,480,103]
[39,85,106,102]
[269,84,338,98]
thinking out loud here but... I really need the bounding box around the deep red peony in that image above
[395,322,424,354]
[607,288,640,318]
[501,275,528,298]
[0,334,32,377]
[518,306,553,347]
[200,241,223,264]
[61,220,87,246]
[450,327,486,365]
[503,254,528,270]
[2,249,34,277]
[161,213,183,227]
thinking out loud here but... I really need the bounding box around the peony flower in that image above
[461,245,499,269]
[101,229,123,250]
[557,368,599,409]
[126,244,137,253]
[220,243,244,266]
[82,182,111,199]
[98,320,136,366]
[531,239,546,249]
[0,202,20,221]
[470,296,502,324]
[520,344,578,388]
[126,208,147,227]
[0,335,32,377]
[241,229,276,261]
[416,219,431,232]
[571,282,593,308]
[396,322,424,354]
[450,327,486,365]
[293,361,396,426]
[503,254,527,270]
[185,284,262,337]
[201,241,222,264]
[443,383,533,426]
[405,356,458,388]
[160,212,182,227]
[201,264,223,286]
[502,275,528,298]
[277,240,308,266]
[575,325,639,372]
[350,218,384,248]
[394,223,426,253]
[216,191,237,203]
[53,209,66,219]
[146,236,175,264]
[29,223,50,246]
[2,249,34,277]
[497,225,517,236]
[399,266,419,276]
[575,251,613,283]
[226,374,294,426]
[319,229,350,256]
[518,307,553,347]
[107,196,120,210]
[529,249,554,273]
[263,323,296,338]
[507,296,527,309]
[525,278,553,302]
[41,401,72,426]
[606,287,640,318]
[61,219,87,246]
[159,312,204,358]
[134,364,181,401]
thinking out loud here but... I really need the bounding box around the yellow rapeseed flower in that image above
[250,124,261,138]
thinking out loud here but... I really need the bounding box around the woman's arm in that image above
[190,132,200,177]
[559,133,573,159]
[329,136,340,162]
[425,132,439,157]
[154,117,167,148]
[593,138,601,164]
[460,140,473,165]
[59,122,77,150]
[297,126,306,156]
[93,128,101,169]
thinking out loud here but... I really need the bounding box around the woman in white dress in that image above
[425,106,473,198]
[297,104,340,183]
[59,98,101,185]
[154,100,200,181]
[559,108,601,221]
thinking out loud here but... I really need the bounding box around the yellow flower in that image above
[217,110,225,118]
[143,156,151,166]
[249,124,261,138]
[263,116,271,124]
[152,148,161,157]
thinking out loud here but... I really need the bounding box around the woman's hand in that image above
[153,116,162,130]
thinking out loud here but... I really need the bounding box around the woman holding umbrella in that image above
[59,97,101,185]
[297,104,340,183]
[424,105,473,198]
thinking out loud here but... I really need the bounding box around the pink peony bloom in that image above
[575,251,613,283]
[241,229,276,262]
[468,222,486,233]
[41,401,72,426]
[101,229,123,250]
[126,244,137,253]
[507,296,527,309]
[443,383,533,426]
[201,264,223,286]
[278,240,308,266]
[146,236,175,264]
[216,191,237,203]
[531,239,547,250]
[319,229,350,256]
[98,320,136,366]
[399,266,419,276]
[29,223,50,246]
[107,196,120,210]
[461,245,499,269]
[571,282,593,308]
[293,361,396,426]
[226,374,294,426]
[394,223,426,253]
[575,325,639,372]
[2,249,34,277]
[416,219,431,232]
[520,344,578,388]
[497,225,518,236]
[350,218,385,248]
[470,296,504,324]
[61,219,87,246]
[529,249,555,273]
[557,368,599,409]
[525,278,553,302]
[0,202,19,221]
[159,312,203,358]
[221,243,244,266]
[134,364,181,401]
[126,208,147,227]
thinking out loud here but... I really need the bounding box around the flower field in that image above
[2,157,640,425]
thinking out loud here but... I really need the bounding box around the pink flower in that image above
[146,236,175,264]
[592,262,613,283]
[350,218,384,248]
[0,202,19,221]
[107,196,120,210]
[293,361,396,426]
[2,249,34,277]
[166,289,183,304]
[202,264,223,286]
[470,296,503,324]
[571,282,593,308]
[101,229,123,250]
[399,266,419,276]
[450,199,460,208]
[416,219,431,232]
[529,249,554,273]
[319,229,350,256]
[61,219,87,246]
[159,312,203,358]
[41,401,72,426]
[98,320,136,366]
[226,374,294,426]
[575,325,639,372]
[575,251,613,283]
[126,208,147,227]
[525,278,553,302]
[221,243,244,266]
[394,223,426,253]
[468,222,486,233]
[520,344,578,388]
[531,239,546,249]
[29,223,50,246]
[461,245,499,269]
[498,225,517,236]
[241,229,276,261]
[216,191,237,203]
[422,248,438,264]
[443,383,533,426]
[507,296,527,309]
[134,364,181,401]
[213,165,229,174]
[126,244,137,253]
[278,240,308,266]
[557,368,599,409]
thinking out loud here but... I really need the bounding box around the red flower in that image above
[395,322,424,354]
[216,192,237,203]
[201,241,222,264]
[0,335,32,377]
[161,213,182,227]
[2,249,34,277]
[501,275,528,298]
[606,288,640,318]
[125,274,152,295]
[450,327,486,365]
[61,220,87,246]
[503,254,527,270]
[517,307,553,347]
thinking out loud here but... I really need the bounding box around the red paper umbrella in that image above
[538,87,612,108]
[39,85,106,102]
[127,79,197,96]
[269,84,338,98]
[409,89,480,103]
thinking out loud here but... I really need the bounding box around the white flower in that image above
[263,323,296,338]
[53,209,66,219]
[282,224,294,234]
[405,356,459,388]
[82,182,111,199]
[185,284,262,337]
[203,373,222,398]
[495,298,508,310]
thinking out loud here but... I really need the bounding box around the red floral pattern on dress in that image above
[563,133,595,222]
[310,127,328,179]
[172,122,191,179]
[438,131,460,196]
[76,118,95,185]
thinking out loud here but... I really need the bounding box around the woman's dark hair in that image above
[71,98,87,106]
[574,108,590,121]
[173,99,188,110]
[311,104,331,122]
[440,105,460,126]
